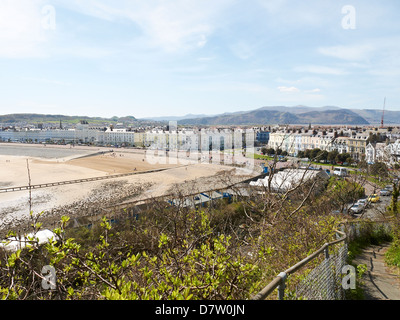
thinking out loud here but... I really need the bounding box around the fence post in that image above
[324,244,330,260]
[277,272,287,300]
[324,244,334,299]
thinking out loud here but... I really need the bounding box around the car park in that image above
[368,194,380,203]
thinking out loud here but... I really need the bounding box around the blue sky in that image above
[0,0,399,118]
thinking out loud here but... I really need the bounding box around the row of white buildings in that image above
[0,124,256,152]
[268,128,400,164]
[365,141,400,164]
[0,123,139,146]
[268,130,369,160]
[3,123,400,165]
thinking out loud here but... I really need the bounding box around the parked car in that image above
[349,203,364,214]
[385,185,394,192]
[333,167,348,177]
[368,194,380,203]
[357,198,370,208]
[380,189,391,196]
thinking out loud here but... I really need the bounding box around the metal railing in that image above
[252,219,395,300]
[252,229,347,300]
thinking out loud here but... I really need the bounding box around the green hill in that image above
[0,113,137,125]
[179,108,369,126]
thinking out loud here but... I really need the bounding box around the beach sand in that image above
[0,145,257,234]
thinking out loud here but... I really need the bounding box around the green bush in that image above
[385,240,400,268]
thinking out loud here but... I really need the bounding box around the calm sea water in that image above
[0,145,93,159]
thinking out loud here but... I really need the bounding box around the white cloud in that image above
[294,65,348,76]
[230,41,255,60]
[257,0,337,30]
[62,0,230,53]
[278,86,300,93]
[0,0,53,58]
[318,44,375,62]
[197,56,216,62]
[305,88,321,93]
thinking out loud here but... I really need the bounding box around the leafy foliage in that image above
[0,167,356,300]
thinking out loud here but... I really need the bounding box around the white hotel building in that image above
[0,123,137,146]
[268,130,349,157]
[0,124,255,152]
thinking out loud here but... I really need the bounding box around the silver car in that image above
[380,189,391,196]
[349,203,365,214]
[357,199,369,208]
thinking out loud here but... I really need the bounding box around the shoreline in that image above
[0,144,259,235]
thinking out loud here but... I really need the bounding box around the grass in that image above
[247,153,274,161]
[385,239,400,269]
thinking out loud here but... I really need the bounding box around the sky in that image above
[0,0,399,119]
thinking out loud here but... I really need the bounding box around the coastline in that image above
[0,143,257,235]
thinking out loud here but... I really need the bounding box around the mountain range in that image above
[142,106,399,126]
[2,105,399,126]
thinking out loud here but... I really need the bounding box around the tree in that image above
[317,150,328,162]
[297,151,305,158]
[266,148,275,155]
[328,150,339,164]
[335,152,351,164]
[310,148,321,161]
[345,157,354,165]
[0,155,347,300]
[261,147,268,155]
[370,162,388,177]
[389,183,400,215]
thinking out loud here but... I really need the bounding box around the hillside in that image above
[179,107,369,126]
[0,113,138,125]
[350,109,400,125]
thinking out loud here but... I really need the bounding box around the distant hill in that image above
[140,113,214,122]
[349,109,400,125]
[3,106,398,127]
[0,113,138,125]
[178,107,370,126]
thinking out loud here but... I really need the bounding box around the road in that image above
[351,190,400,300]
[357,193,391,220]
[353,243,400,300]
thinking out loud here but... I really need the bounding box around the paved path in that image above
[353,243,400,300]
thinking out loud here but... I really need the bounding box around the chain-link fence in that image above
[252,219,395,301]
[291,242,348,300]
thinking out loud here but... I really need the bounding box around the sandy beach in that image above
[0,143,257,234]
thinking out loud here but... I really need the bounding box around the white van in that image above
[333,167,347,177]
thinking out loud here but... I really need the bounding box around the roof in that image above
[167,191,225,208]
[0,229,58,252]
[249,169,329,192]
